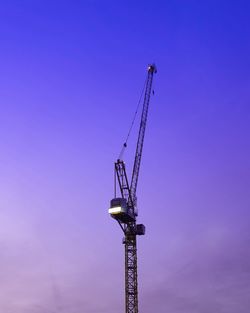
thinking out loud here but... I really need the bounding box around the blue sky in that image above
[0,1,249,312]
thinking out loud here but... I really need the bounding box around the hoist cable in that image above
[118,76,147,160]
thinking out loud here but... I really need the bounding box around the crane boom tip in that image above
[148,64,157,73]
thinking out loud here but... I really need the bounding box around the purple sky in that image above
[0,1,250,312]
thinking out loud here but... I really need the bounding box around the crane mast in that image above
[109,64,157,313]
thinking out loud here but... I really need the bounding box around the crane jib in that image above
[130,64,157,204]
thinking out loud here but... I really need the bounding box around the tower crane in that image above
[108,64,157,313]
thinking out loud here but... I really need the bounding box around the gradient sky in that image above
[0,1,250,312]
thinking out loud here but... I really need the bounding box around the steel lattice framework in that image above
[115,159,138,313]
[125,235,138,313]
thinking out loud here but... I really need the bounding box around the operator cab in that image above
[109,198,135,223]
